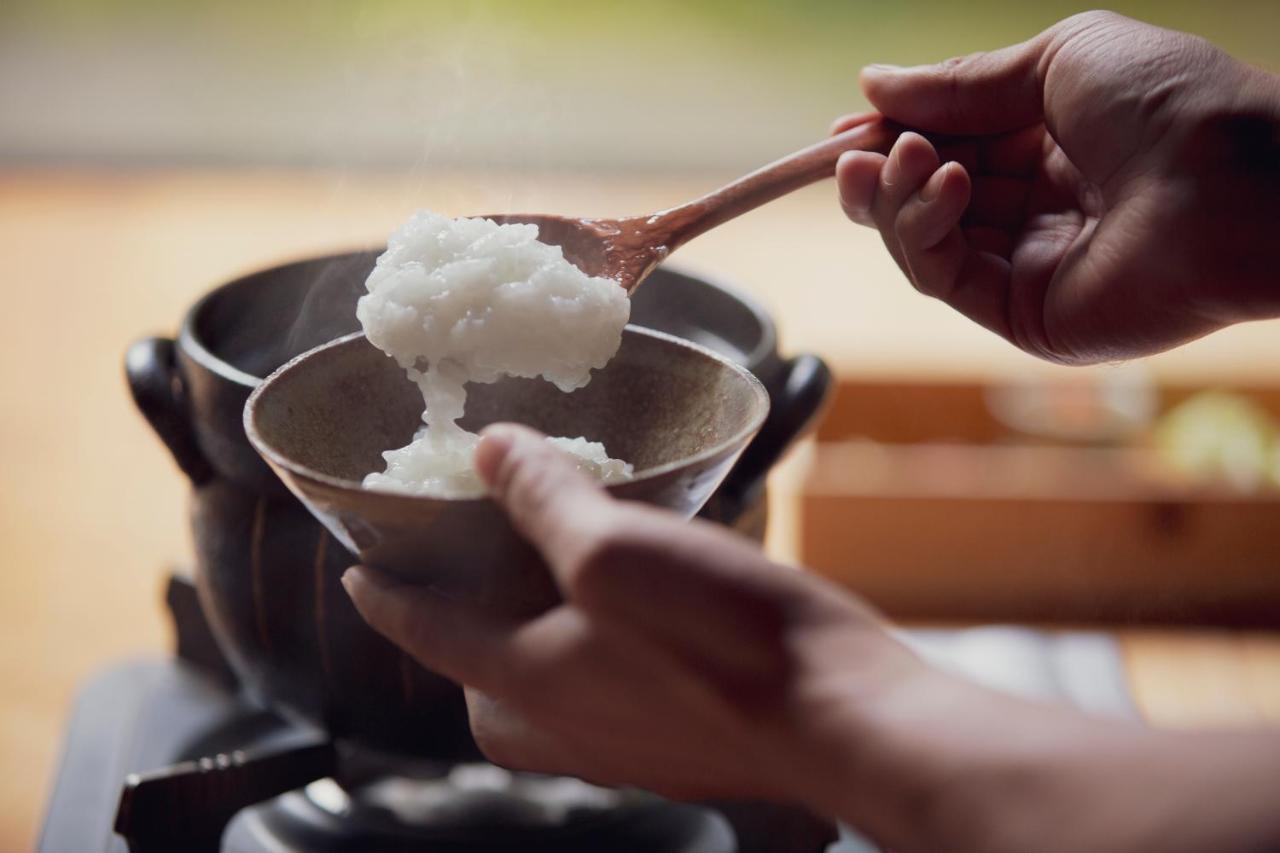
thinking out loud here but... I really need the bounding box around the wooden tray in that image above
[800,379,1280,626]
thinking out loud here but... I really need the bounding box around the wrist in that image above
[788,650,1007,850]
[803,659,1280,853]
[799,660,1129,853]
[829,672,1047,852]
[1175,64,1280,326]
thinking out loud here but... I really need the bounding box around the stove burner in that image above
[305,766,636,830]
[38,575,838,852]
[230,784,737,852]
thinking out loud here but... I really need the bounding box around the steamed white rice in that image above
[358,212,634,497]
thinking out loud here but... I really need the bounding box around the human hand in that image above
[341,423,927,807]
[341,424,1280,852]
[836,11,1280,363]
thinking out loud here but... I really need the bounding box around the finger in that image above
[341,565,517,691]
[875,133,942,221]
[828,110,879,135]
[896,162,971,256]
[881,161,1022,340]
[860,31,1051,134]
[871,133,941,270]
[464,688,583,775]
[894,226,1016,343]
[475,424,624,588]
[902,225,1015,337]
[936,251,1017,344]
[561,512,835,691]
[835,150,886,226]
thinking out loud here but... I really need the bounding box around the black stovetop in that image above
[37,575,840,853]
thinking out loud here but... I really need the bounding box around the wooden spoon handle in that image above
[652,119,903,250]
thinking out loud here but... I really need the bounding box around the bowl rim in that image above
[243,325,771,504]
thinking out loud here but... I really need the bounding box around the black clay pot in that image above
[126,249,831,759]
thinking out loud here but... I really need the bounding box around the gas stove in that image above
[38,574,1136,853]
[38,574,842,853]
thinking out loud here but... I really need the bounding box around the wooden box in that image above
[800,379,1280,626]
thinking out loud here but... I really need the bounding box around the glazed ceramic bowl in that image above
[244,327,770,611]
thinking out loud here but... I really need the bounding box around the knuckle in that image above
[564,520,634,596]
[1059,9,1122,32]
[941,59,968,129]
[1047,11,1126,64]
[935,50,984,77]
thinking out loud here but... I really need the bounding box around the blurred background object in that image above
[4,0,1279,172]
[1155,393,1280,493]
[799,378,1280,626]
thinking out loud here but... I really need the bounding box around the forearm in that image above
[801,666,1280,852]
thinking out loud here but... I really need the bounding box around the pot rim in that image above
[177,246,380,390]
[176,248,780,388]
[244,326,771,505]
[636,261,779,375]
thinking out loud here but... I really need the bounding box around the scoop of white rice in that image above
[357,212,634,498]
[358,211,629,393]
[363,431,634,498]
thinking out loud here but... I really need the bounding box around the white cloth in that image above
[828,627,1135,851]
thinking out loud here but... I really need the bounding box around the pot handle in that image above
[718,353,833,514]
[125,336,213,485]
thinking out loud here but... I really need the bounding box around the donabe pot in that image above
[126,249,831,758]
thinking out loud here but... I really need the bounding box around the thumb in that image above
[861,31,1054,134]
[474,423,622,585]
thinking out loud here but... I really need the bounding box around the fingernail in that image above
[863,63,902,74]
[340,567,360,599]
[919,163,951,202]
[478,425,517,457]
[342,565,394,596]
[882,138,905,188]
[475,426,518,486]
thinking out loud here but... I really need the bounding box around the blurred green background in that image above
[3,0,1279,171]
